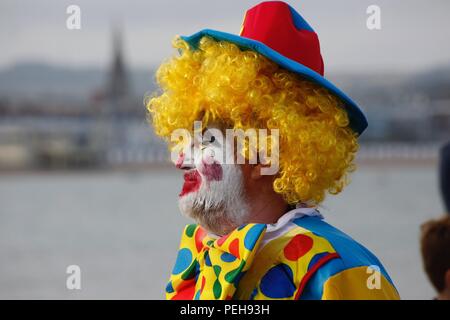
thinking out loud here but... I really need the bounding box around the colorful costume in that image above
[150,1,400,300]
[167,208,399,300]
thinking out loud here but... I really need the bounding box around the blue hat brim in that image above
[181,29,368,136]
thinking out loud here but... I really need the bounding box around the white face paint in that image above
[177,125,250,236]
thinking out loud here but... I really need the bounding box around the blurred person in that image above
[420,216,450,300]
[148,1,399,300]
[439,141,450,213]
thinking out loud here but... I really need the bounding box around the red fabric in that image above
[194,227,207,252]
[240,1,324,75]
[171,278,196,300]
[283,234,314,261]
[294,252,340,299]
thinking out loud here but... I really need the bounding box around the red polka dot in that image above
[171,278,196,300]
[201,276,206,292]
[283,234,313,261]
[229,238,240,259]
[217,233,230,247]
[195,227,207,252]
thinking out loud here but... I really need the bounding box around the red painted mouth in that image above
[179,170,202,197]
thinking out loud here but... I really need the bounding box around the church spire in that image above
[108,27,129,101]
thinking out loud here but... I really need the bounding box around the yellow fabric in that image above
[234,226,336,300]
[167,222,339,300]
[166,223,267,300]
[167,222,400,300]
[322,266,400,300]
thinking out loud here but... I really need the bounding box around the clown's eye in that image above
[202,135,216,145]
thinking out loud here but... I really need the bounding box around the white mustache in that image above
[178,164,249,235]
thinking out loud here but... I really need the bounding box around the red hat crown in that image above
[240,1,324,75]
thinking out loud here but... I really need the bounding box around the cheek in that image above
[175,152,185,168]
[200,161,223,181]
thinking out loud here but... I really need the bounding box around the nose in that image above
[175,152,195,170]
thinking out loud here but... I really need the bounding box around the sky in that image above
[1,0,449,73]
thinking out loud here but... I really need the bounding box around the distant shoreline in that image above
[0,159,438,176]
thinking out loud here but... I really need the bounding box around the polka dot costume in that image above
[166,222,338,300]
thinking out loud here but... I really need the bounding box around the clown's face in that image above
[176,125,250,236]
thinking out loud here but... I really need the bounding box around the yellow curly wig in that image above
[147,36,359,205]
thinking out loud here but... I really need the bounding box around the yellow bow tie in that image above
[166,223,267,300]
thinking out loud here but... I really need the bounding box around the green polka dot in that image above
[225,260,245,283]
[185,224,197,237]
[213,265,221,276]
[181,260,199,280]
[213,280,222,299]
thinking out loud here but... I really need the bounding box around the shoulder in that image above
[292,216,382,268]
[292,216,400,299]
[244,223,339,300]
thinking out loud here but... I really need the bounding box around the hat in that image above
[181,1,368,135]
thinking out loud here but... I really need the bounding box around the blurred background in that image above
[0,0,449,299]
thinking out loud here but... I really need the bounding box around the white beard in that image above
[178,164,249,236]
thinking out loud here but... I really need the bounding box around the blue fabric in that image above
[288,6,314,32]
[299,258,346,300]
[181,29,368,135]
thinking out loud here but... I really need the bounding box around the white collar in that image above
[206,205,323,239]
[255,206,323,249]
[265,206,323,233]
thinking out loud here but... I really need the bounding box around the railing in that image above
[357,143,441,162]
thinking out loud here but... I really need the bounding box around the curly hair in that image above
[147,36,359,204]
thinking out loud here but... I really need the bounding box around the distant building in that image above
[98,28,168,166]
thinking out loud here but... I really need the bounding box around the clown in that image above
[148,1,400,300]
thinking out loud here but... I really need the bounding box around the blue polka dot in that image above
[259,263,296,298]
[249,287,258,300]
[172,248,192,275]
[221,252,237,263]
[244,224,266,250]
[204,251,212,266]
[166,281,174,293]
[233,270,246,286]
[307,252,329,271]
[194,290,201,300]
[237,224,247,231]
